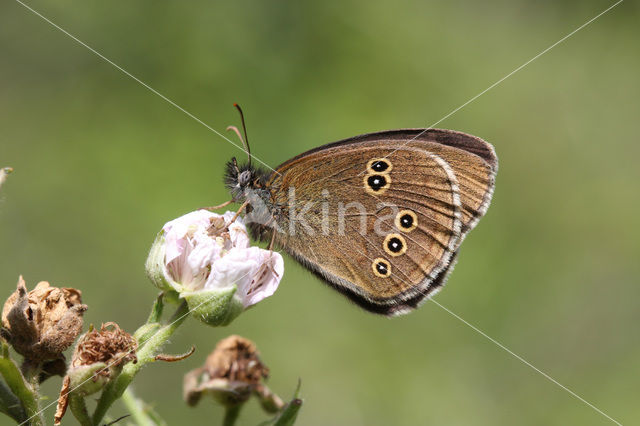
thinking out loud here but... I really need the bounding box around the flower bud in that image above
[183,335,283,412]
[1,276,87,362]
[145,210,284,326]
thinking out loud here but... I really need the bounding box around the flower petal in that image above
[239,249,284,308]
[206,247,283,308]
[224,212,250,249]
[163,210,215,263]
[205,247,259,292]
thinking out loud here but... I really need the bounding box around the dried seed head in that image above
[55,322,138,424]
[71,322,137,374]
[1,276,87,362]
[205,335,269,384]
[184,335,283,412]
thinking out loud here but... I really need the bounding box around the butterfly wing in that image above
[261,129,496,315]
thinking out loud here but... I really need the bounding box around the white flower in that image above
[146,210,283,326]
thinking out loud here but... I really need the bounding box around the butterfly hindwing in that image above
[252,129,496,315]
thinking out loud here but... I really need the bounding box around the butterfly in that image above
[223,105,497,316]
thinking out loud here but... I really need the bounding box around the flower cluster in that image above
[0,208,289,425]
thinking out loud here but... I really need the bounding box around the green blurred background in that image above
[1,0,639,424]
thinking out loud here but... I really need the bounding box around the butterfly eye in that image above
[395,210,418,232]
[383,234,407,256]
[367,158,392,173]
[372,258,391,278]
[238,170,252,186]
[365,174,390,194]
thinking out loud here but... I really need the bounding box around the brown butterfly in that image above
[223,106,497,316]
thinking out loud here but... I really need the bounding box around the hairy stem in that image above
[92,301,189,424]
[69,394,92,426]
[121,387,160,426]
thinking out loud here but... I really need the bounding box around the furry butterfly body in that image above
[225,129,497,316]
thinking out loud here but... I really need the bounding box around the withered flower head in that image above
[204,334,268,385]
[71,322,137,376]
[1,276,87,362]
[55,322,138,425]
[66,321,137,395]
[184,335,283,413]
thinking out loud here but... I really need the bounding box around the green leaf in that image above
[145,232,173,292]
[146,293,165,324]
[0,378,26,422]
[273,399,302,426]
[0,343,42,425]
[271,380,303,426]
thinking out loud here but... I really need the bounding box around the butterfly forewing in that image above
[383,130,496,233]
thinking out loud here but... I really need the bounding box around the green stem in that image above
[223,405,242,426]
[26,366,45,426]
[121,388,155,426]
[69,394,93,426]
[92,301,189,425]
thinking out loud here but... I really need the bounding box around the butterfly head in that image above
[224,157,269,202]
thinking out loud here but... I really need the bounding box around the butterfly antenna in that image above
[233,103,251,166]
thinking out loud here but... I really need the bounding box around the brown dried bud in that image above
[204,334,269,385]
[1,276,87,362]
[184,335,283,412]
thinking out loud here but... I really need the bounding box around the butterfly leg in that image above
[246,261,280,298]
[199,199,233,211]
[228,200,250,224]
[252,246,281,287]
[268,228,276,251]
